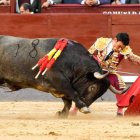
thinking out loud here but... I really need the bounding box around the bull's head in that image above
[79,71,128,107]
[78,71,110,107]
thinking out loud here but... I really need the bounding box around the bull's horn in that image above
[94,71,109,79]
[109,85,129,94]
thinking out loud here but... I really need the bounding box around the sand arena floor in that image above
[0,101,140,140]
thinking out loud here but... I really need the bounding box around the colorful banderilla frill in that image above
[32,38,68,79]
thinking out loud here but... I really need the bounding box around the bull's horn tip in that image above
[94,71,109,79]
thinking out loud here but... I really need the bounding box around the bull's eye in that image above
[91,86,95,91]
[91,87,95,91]
[88,85,96,92]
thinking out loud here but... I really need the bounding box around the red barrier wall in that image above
[0,3,140,76]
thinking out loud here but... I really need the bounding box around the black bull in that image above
[0,35,110,117]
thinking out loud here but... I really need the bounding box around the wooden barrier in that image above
[0,0,15,13]
[0,8,140,76]
[0,13,110,47]
[1,1,140,14]
[1,0,140,14]
[0,5,11,13]
[42,4,140,14]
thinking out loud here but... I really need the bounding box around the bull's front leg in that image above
[73,92,91,114]
[57,93,90,118]
[58,88,90,117]
[57,97,72,118]
[49,74,90,117]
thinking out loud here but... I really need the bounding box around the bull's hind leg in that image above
[5,81,22,91]
[57,97,72,118]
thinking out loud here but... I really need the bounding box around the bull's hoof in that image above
[79,107,91,114]
[55,111,68,118]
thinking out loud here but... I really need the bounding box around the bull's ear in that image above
[86,72,95,81]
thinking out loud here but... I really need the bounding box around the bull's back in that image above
[0,35,97,89]
[0,36,55,85]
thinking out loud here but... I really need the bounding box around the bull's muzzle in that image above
[79,107,91,114]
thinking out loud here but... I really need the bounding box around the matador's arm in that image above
[127,52,140,65]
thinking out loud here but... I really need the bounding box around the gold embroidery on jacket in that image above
[88,37,112,54]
